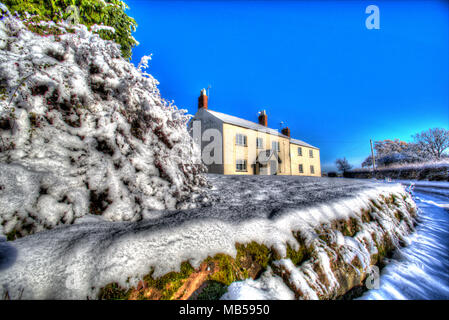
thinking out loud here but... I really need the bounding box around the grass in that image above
[142,261,195,300]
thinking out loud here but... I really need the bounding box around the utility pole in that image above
[370,139,376,179]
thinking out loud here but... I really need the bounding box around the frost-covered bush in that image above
[0,8,207,238]
[347,160,449,181]
[360,134,449,169]
[2,0,138,59]
[355,159,449,172]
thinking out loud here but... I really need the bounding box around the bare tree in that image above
[413,128,449,159]
[361,155,374,168]
[336,157,352,172]
[374,139,409,157]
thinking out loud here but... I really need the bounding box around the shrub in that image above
[2,0,138,59]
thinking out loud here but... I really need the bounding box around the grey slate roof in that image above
[290,138,318,149]
[204,109,319,149]
[206,110,288,138]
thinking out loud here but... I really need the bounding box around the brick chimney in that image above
[258,110,267,126]
[281,127,290,137]
[198,88,208,110]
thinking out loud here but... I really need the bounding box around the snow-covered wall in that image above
[0,8,207,238]
[0,178,417,300]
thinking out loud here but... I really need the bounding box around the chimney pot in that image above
[258,110,267,126]
[198,89,208,110]
[281,127,290,137]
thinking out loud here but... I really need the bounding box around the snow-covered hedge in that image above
[345,160,449,181]
[0,8,207,238]
[0,179,417,300]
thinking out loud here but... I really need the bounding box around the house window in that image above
[256,137,264,149]
[272,141,280,152]
[299,164,303,173]
[236,159,247,172]
[236,133,247,146]
[298,147,302,156]
[310,165,315,174]
[309,149,313,158]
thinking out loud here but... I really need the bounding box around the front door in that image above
[269,160,277,175]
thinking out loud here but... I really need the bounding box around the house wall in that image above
[189,109,224,174]
[192,110,321,177]
[290,143,321,177]
[222,123,292,175]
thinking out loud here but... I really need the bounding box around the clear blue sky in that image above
[126,0,449,172]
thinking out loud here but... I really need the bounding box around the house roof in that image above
[203,109,319,149]
[206,109,287,137]
[290,138,318,149]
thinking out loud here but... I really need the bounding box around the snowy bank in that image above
[393,180,449,199]
[0,176,417,300]
[358,192,449,300]
[0,9,207,239]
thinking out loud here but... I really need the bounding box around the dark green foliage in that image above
[197,281,228,300]
[98,282,130,300]
[206,253,243,286]
[2,0,138,59]
[236,241,272,272]
[6,229,19,241]
[286,242,308,266]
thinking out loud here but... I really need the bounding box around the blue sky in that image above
[126,0,449,172]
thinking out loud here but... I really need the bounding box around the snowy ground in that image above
[203,175,392,221]
[359,191,449,299]
[0,175,413,300]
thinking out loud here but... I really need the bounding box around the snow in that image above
[271,259,319,300]
[394,180,449,189]
[0,175,416,299]
[354,160,449,172]
[221,267,295,300]
[90,24,116,34]
[0,11,207,238]
[391,180,449,199]
[359,192,449,299]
